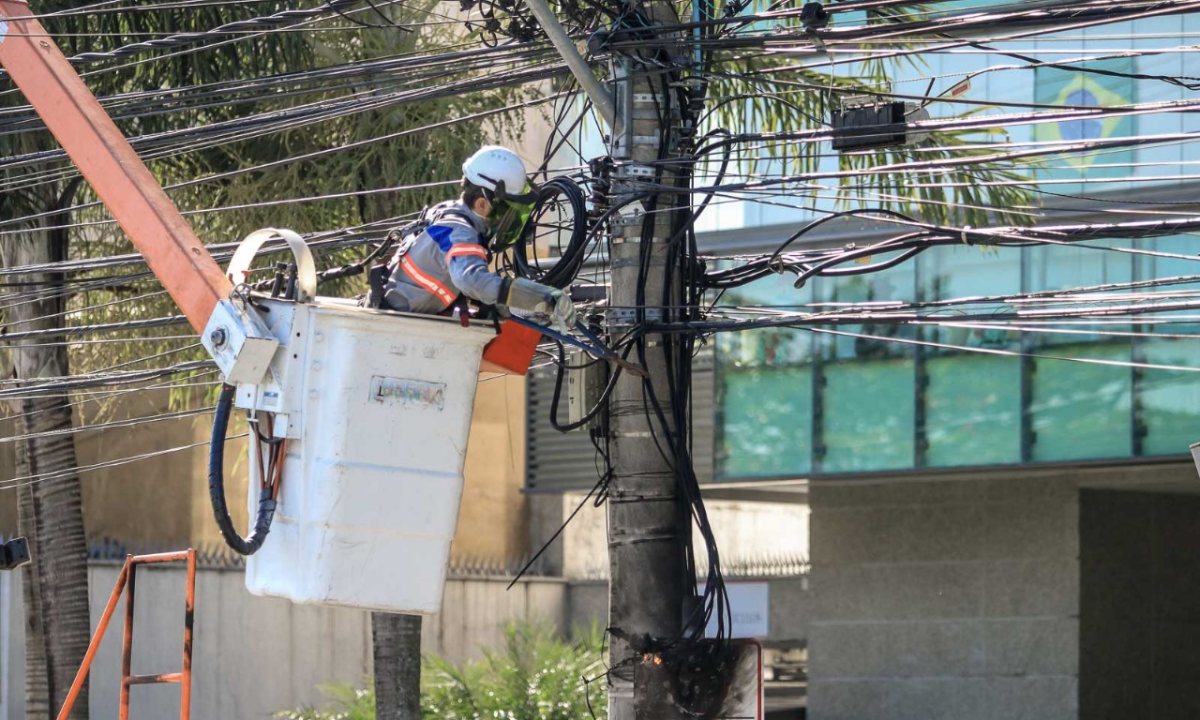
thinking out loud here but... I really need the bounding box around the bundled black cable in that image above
[512,176,589,289]
[460,0,618,46]
[208,384,279,555]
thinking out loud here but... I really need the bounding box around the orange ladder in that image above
[57,549,197,720]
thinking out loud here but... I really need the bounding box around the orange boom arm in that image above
[0,0,231,332]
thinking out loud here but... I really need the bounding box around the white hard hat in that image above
[462,145,528,198]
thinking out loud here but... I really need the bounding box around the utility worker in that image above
[378,145,576,332]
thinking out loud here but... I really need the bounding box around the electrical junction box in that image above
[201,298,279,386]
[831,98,929,151]
[240,296,495,613]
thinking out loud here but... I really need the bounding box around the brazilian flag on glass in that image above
[1033,58,1137,183]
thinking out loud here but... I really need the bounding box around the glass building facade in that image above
[715,237,1200,480]
[709,9,1200,480]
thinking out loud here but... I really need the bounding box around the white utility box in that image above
[241,297,494,613]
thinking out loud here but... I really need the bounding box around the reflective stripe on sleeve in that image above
[446,244,489,261]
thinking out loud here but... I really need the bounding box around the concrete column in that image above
[807,476,1082,720]
[526,493,568,577]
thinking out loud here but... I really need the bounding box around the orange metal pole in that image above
[55,560,131,720]
[180,548,196,720]
[128,550,193,565]
[119,562,137,720]
[126,673,184,685]
[0,0,232,333]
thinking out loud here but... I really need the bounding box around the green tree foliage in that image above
[0,0,528,409]
[712,51,1032,227]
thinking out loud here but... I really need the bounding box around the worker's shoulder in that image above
[427,201,480,230]
[426,222,480,251]
[423,203,479,250]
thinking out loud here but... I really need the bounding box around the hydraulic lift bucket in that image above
[0,3,543,616]
[242,298,496,613]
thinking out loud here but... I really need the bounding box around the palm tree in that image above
[2,97,95,720]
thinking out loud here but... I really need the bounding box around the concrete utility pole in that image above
[605,5,692,719]
[522,0,697,714]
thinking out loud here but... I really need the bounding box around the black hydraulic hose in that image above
[209,384,276,555]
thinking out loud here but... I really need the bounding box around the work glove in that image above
[504,277,577,334]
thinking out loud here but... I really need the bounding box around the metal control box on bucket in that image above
[241,299,494,613]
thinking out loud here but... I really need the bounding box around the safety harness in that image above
[366,204,485,313]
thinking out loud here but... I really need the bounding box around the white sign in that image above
[700,581,769,639]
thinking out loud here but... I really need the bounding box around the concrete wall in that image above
[79,394,248,550]
[566,580,608,635]
[1079,490,1200,720]
[0,389,247,549]
[0,572,17,720]
[453,374,528,562]
[0,375,530,564]
[0,563,567,720]
[808,475,1083,720]
[806,462,1200,720]
[0,428,15,533]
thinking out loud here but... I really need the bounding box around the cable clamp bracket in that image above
[608,307,664,326]
[610,199,648,229]
[615,163,656,179]
[612,430,655,438]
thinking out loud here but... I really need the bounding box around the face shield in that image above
[487,180,539,250]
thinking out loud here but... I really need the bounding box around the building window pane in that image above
[714,272,812,479]
[1025,240,1133,462]
[1032,59,1138,188]
[920,246,1023,467]
[719,367,812,477]
[1031,343,1132,461]
[1025,241,1132,317]
[1135,236,1200,336]
[822,358,915,472]
[817,263,915,472]
[926,355,1022,466]
[1140,339,1200,456]
[1135,235,1200,456]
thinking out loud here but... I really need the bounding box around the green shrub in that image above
[278,621,607,720]
[276,685,375,720]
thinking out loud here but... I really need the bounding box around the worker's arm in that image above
[446,244,506,305]
[438,222,577,330]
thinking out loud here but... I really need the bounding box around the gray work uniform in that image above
[381,200,506,314]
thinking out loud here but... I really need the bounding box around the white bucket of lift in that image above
[244,301,494,613]
[228,230,495,614]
